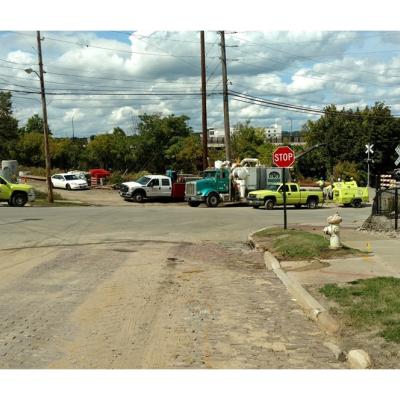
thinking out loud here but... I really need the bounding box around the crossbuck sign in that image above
[396,144,400,166]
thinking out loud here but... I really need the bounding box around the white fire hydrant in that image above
[323,212,343,249]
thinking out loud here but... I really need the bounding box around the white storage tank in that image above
[1,160,18,180]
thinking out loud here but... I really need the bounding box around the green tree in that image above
[135,113,193,173]
[0,91,19,159]
[231,121,266,161]
[86,127,135,171]
[15,132,44,166]
[51,138,84,171]
[21,113,51,134]
[299,103,400,181]
[333,160,362,182]
[165,134,203,173]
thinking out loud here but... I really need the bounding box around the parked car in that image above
[51,173,88,190]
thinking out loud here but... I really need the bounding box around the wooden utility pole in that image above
[200,31,208,170]
[219,31,231,162]
[36,31,54,203]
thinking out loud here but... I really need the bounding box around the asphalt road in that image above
[0,203,371,250]
[0,204,371,368]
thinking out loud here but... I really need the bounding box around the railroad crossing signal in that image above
[365,144,374,154]
[395,144,400,166]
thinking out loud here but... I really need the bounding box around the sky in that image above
[2,29,400,138]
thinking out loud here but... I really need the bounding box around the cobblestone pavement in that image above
[0,239,342,368]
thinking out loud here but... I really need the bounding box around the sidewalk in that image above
[283,228,399,286]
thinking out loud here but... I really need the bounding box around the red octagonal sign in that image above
[273,146,295,168]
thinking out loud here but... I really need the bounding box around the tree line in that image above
[1,91,400,184]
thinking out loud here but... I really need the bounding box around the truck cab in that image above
[0,175,35,206]
[185,168,231,207]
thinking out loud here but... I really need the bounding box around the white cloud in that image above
[2,30,400,136]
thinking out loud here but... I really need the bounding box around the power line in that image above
[232,31,393,47]
[229,90,400,119]
[234,39,400,79]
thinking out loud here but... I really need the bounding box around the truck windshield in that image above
[137,176,151,185]
[202,170,217,178]
[266,184,280,191]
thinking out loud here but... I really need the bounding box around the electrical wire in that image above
[228,90,400,119]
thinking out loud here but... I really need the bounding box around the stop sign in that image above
[273,146,295,168]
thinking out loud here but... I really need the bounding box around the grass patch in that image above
[32,189,91,207]
[253,227,363,260]
[320,277,400,343]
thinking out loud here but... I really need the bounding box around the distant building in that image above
[265,124,282,141]
[206,127,234,148]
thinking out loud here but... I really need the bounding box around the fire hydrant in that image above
[323,212,343,249]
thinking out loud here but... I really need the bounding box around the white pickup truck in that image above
[119,174,194,203]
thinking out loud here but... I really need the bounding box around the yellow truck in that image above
[247,182,323,210]
[326,180,369,208]
[0,175,35,206]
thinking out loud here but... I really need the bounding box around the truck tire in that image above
[307,197,318,209]
[206,193,220,208]
[11,192,28,207]
[188,200,200,207]
[264,198,275,210]
[352,198,362,208]
[132,190,145,203]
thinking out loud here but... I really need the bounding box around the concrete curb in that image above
[248,232,339,336]
[248,229,373,367]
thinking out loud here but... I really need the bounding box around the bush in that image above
[332,161,361,183]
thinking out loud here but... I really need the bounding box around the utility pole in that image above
[200,31,208,170]
[36,31,54,203]
[72,116,75,140]
[219,31,231,162]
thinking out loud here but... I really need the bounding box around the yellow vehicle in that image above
[327,180,369,208]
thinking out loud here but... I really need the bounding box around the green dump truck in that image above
[247,182,323,210]
[0,175,35,206]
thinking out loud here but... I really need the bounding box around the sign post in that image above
[365,144,374,187]
[273,146,295,230]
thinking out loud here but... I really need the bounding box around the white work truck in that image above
[119,173,196,202]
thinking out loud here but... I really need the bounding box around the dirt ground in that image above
[29,180,186,207]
